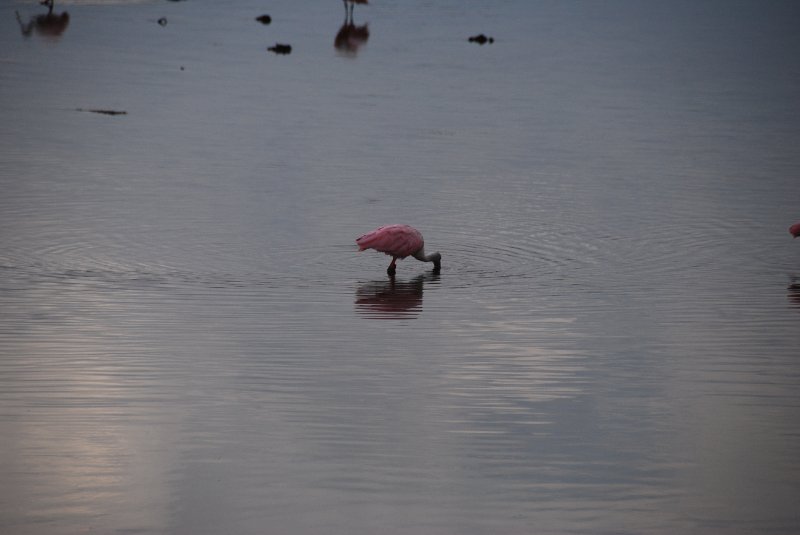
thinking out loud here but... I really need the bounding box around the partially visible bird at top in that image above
[343,0,368,19]
[790,222,800,238]
[356,224,442,276]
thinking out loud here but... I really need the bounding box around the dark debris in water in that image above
[157,17,167,26]
[468,33,494,45]
[76,108,127,116]
[268,43,292,55]
[256,14,271,25]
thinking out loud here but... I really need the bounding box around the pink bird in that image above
[791,222,800,238]
[356,224,442,276]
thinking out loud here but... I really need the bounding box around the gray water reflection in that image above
[2,0,800,534]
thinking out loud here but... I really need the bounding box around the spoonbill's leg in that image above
[387,257,398,276]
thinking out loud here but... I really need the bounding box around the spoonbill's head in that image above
[429,252,442,271]
[790,222,800,238]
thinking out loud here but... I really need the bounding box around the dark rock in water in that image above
[76,108,127,116]
[468,33,494,45]
[268,43,291,55]
[256,14,271,25]
[157,17,167,26]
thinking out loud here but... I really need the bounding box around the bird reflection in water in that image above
[16,0,69,40]
[787,224,800,307]
[335,0,369,56]
[788,276,800,308]
[355,272,439,319]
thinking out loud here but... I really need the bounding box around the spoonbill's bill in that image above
[356,224,441,276]
[791,222,800,238]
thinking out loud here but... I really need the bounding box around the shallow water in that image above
[2,0,800,533]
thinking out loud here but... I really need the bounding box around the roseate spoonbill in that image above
[790,222,800,238]
[356,224,442,276]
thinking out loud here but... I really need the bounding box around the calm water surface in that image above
[2,0,800,533]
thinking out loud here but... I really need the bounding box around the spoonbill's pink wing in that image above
[356,224,424,258]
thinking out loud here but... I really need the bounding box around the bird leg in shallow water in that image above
[387,257,397,276]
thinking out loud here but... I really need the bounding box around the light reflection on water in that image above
[2,0,800,533]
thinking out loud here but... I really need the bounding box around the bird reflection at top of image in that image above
[16,0,69,40]
[335,0,369,57]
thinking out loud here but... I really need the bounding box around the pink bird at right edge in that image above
[356,224,441,276]
[790,222,800,238]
